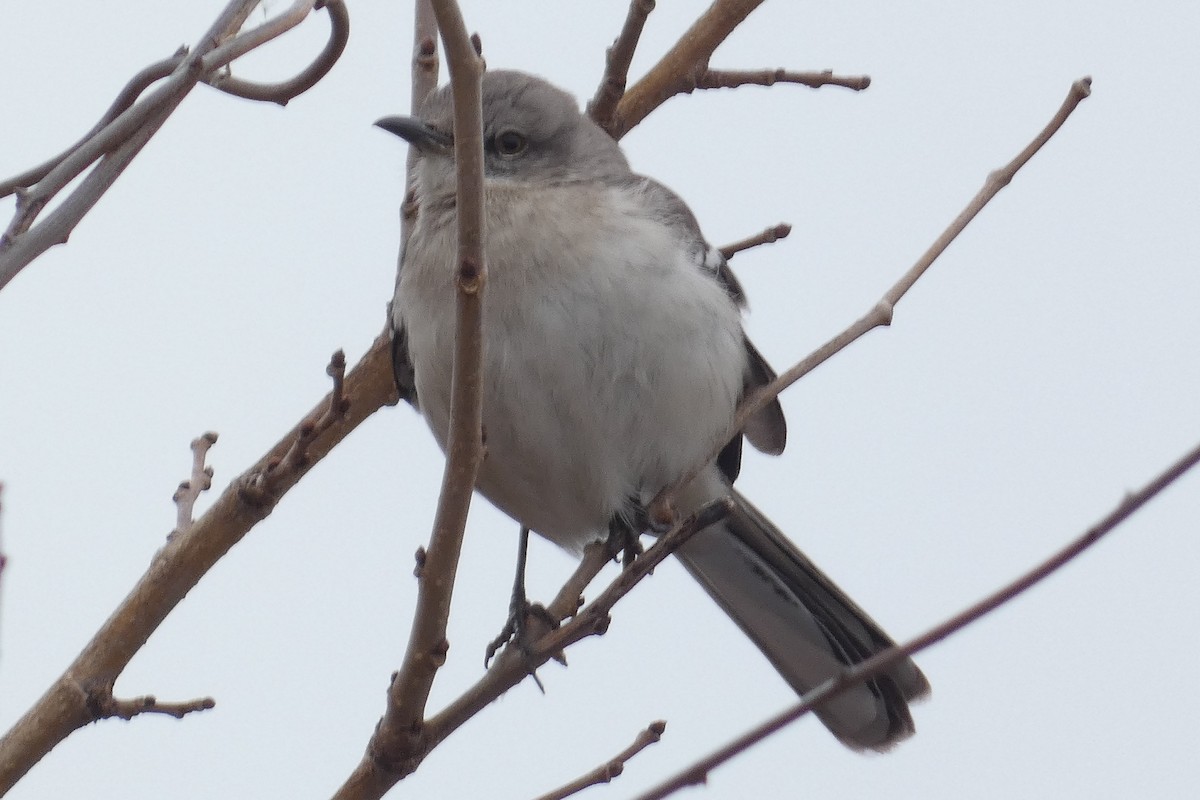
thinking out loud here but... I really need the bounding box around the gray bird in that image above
[377,69,928,751]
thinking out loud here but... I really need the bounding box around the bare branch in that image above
[611,0,767,138]
[719,222,791,261]
[0,0,347,292]
[205,0,350,105]
[333,1,485,796]
[636,437,1200,800]
[0,333,397,793]
[0,52,184,198]
[696,68,870,92]
[651,77,1093,521]
[88,691,215,722]
[587,0,657,135]
[172,432,219,534]
[534,720,668,800]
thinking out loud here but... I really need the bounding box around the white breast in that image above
[396,180,745,552]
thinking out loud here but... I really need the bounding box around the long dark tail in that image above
[674,486,929,751]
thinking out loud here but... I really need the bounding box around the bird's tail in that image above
[673,479,929,751]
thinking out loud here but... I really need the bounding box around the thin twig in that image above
[88,691,215,722]
[651,76,1093,521]
[534,720,668,800]
[636,437,1200,800]
[587,0,657,134]
[719,222,792,261]
[172,432,219,533]
[696,68,870,92]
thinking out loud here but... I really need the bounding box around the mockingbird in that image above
[377,69,928,751]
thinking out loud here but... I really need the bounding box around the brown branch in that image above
[332,2,485,797]
[719,222,791,261]
[636,437,1200,800]
[696,68,870,92]
[88,690,215,722]
[534,720,668,800]
[0,333,398,793]
[172,432,219,534]
[611,0,767,139]
[587,0,657,135]
[205,0,350,105]
[651,76,1093,522]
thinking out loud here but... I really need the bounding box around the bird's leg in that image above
[610,500,647,567]
[484,525,557,675]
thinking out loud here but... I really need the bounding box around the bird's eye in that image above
[495,130,527,156]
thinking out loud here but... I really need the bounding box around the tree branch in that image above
[719,222,791,261]
[587,0,657,135]
[0,0,346,292]
[205,0,350,105]
[611,0,767,138]
[696,68,870,92]
[0,334,397,793]
[636,436,1200,800]
[651,76,1094,521]
[333,1,486,796]
[534,720,667,800]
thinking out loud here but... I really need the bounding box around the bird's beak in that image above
[374,115,453,156]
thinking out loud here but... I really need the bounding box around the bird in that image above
[377,69,928,751]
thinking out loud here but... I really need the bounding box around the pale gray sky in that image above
[2,2,1198,798]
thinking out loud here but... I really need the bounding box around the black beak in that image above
[374,115,453,155]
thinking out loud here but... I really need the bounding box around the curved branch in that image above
[204,0,349,105]
[0,0,347,292]
[0,52,184,198]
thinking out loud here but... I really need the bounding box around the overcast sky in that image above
[2,2,1198,798]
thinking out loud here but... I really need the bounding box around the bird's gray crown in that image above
[415,70,631,186]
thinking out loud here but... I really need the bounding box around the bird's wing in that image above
[625,176,787,463]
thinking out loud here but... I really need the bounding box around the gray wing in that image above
[625,176,787,470]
